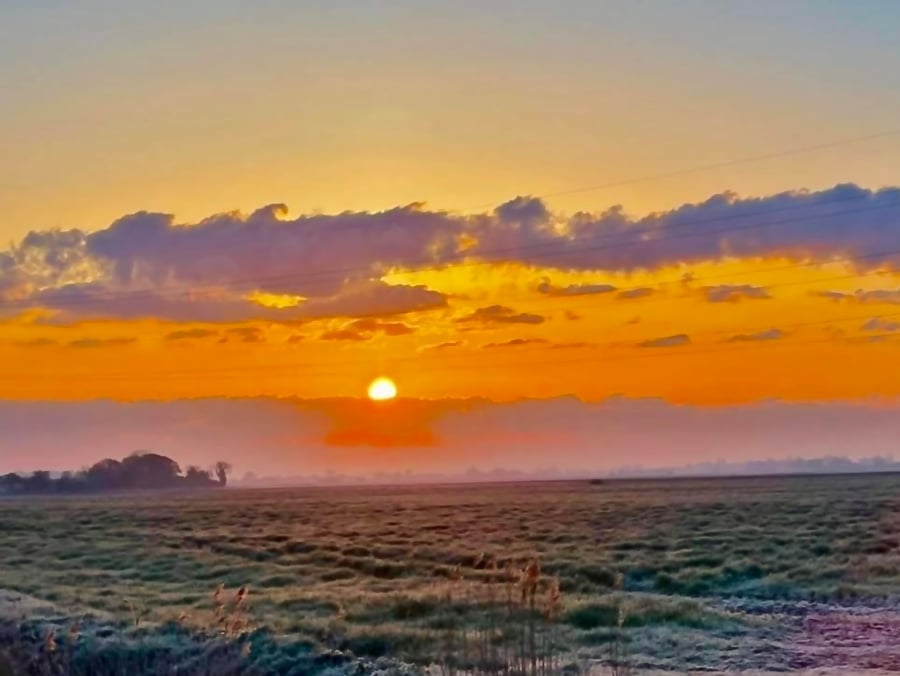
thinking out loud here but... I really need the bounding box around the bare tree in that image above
[214,461,232,487]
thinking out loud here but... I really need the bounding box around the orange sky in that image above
[2,2,900,409]
[2,224,900,404]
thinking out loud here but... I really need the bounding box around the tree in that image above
[214,462,232,487]
[85,458,124,490]
[5,452,226,494]
[0,473,23,494]
[25,470,53,493]
[121,452,182,489]
[56,471,85,493]
[184,465,213,486]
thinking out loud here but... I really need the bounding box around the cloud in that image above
[13,338,57,348]
[617,287,655,300]
[422,340,463,351]
[564,310,582,321]
[456,305,546,325]
[319,317,415,342]
[225,327,264,343]
[860,334,895,344]
[862,317,900,332]
[537,279,617,297]
[638,334,691,348]
[22,280,446,324]
[3,183,899,323]
[85,204,462,297]
[726,328,784,342]
[68,337,136,348]
[32,283,280,323]
[857,289,900,304]
[814,288,900,305]
[299,281,447,318]
[815,290,852,302]
[703,284,771,303]
[551,342,593,349]
[320,328,370,341]
[470,184,900,271]
[482,338,549,349]
[287,334,304,344]
[347,318,415,336]
[5,397,900,477]
[166,328,219,341]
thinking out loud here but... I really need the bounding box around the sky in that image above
[1,1,900,476]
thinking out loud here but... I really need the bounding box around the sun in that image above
[367,377,397,401]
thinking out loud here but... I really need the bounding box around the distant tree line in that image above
[0,452,231,495]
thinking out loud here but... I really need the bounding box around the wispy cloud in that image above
[456,305,546,325]
[13,338,57,348]
[638,334,691,348]
[299,281,447,319]
[703,284,771,303]
[347,318,415,336]
[550,341,593,349]
[725,328,784,342]
[166,328,218,342]
[617,287,655,300]
[537,279,616,297]
[320,328,370,341]
[814,288,900,305]
[224,327,264,343]
[68,337,136,348]
[321,318,414,342]
[482,338,549,349]
[422,340,463,351]
[862,317,900,332]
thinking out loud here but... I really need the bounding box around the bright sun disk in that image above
[367,377,397,401]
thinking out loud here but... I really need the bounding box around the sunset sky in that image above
[2,2,900,476]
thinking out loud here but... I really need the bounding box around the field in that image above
[2,474,900,674]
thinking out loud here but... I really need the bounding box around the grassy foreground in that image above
[2,474,899,673]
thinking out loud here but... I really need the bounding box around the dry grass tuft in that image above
[434,554,583,675]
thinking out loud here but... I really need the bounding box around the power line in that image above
[465,128,900,207]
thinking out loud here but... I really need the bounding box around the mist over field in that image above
[3,397,900,479]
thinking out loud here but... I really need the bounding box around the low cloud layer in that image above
[2,396,900,478]
[1,183,898,322]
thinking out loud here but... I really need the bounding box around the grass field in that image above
[2,474,900,673]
